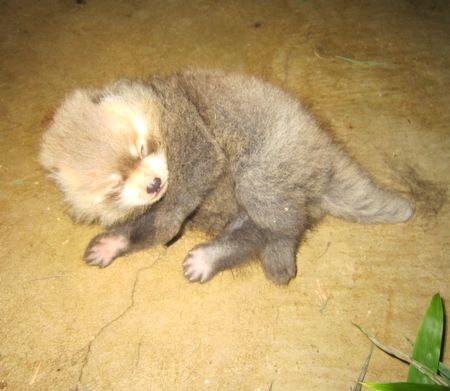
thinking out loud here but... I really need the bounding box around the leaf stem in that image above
[353,323,449,387]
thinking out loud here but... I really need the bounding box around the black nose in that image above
[147,177,162,194]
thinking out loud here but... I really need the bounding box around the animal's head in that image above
[40,80,169,226]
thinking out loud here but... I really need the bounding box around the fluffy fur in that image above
[40,81,168,226]
[40,70,413,284]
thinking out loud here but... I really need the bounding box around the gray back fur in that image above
[167,71,412,231]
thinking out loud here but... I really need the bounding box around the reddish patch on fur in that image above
[41,109,56,127]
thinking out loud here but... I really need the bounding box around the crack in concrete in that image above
[76,248,167,388]
[27,274,68,282]
[134,338,143,370]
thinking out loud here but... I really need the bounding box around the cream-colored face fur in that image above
[119,151,169,209]
[40,81,169,227]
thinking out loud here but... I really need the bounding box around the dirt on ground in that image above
[0,1,449,390]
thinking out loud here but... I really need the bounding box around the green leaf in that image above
[408,293,444,384]
[353,324,448,385]
[439,363,450,380]
[361,382,450,391]
[353,344,374,391]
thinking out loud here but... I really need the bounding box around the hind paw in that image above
[183,246,214,283]
[263,263,297,285]
[262,240,297,285]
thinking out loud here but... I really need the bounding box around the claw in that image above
[182,246,213,283]
[84,234,129,268]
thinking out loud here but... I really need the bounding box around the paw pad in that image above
[183,247,213,283]
[84,235,129,268]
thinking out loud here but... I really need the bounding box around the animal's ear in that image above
[90,80,132,104]
[91,91,107,104]
[111,79,133,90]
[41,109,56,126]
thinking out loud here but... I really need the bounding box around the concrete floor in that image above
[1,0,449,390]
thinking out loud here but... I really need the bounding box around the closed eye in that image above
[140,144,145,157]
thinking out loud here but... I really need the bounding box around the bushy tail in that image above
[322,152,413,224]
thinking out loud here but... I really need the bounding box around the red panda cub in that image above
[40,71,413,284]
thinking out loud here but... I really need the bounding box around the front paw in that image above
[84,232,129,268]
[183,246,214,283]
